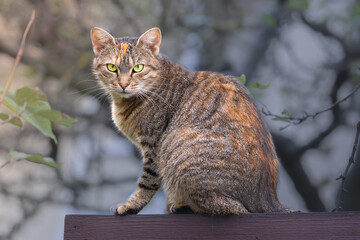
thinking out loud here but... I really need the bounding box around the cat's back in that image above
[161,69,277,166]
[171,70,264,132]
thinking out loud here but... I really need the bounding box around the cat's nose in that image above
[119,82,129,90]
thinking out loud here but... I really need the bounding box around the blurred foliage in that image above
[286,0,309,10]
[237,74,270,90]
[9,147,60,168]
[0,86,75,167]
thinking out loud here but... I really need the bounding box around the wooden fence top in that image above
[64,212,360,240]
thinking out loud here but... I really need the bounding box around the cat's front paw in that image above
[113,203,139,216]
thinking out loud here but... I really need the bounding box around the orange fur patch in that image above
[121,43,128,59]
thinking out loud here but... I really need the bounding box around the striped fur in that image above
[91,27,292,215]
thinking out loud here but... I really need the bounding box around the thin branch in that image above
[0,103,27,127]
[0,157,22,169]
[0,160,10,169]
[262,84,360,125]
[0,116,20,126]
[0,10,35,110]
[334,121,360,212]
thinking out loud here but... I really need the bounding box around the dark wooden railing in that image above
[64,212,360,240]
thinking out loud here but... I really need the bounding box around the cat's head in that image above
[91,27,162,99]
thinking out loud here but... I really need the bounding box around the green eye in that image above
[107,64,117,72]
[133,64,144,73]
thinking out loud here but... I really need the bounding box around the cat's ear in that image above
[91,27,116,55]
[136,27,161,55]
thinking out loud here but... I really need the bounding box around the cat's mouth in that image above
[110,84,129,93]
[110,88,135,99]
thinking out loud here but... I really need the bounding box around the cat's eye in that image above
[133,64,144,73]
[107,64,117,72]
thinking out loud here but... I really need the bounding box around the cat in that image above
[90,27,292,215]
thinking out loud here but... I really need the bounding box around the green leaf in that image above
[1,88,57,143]
[0,113,9,120]
[9,148,27,159]
[262,14,276,28]
[237,74,247,85]
[351,3,360,20]
[21,101,57,143]
[281,109,291,117]
[9,117,23,128]
[15,87,47,106]
[1,87,75,143]
[272,117,291,123]
[286,0,309,10]
[247,82,270,90]
[0,88,19,113]
[35,110,76,127]
[9,148,60,168]
[0,112,23,128]
[26,155,60,168]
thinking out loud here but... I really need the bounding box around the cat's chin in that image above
[110,90,136,100]
[121,94,135,99]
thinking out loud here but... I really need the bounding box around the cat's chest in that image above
[111,102,142,144]
[111,100,166,149]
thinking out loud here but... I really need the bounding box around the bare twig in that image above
[0,10,35,110]
[0,115,22,126]
[334,121,360,212]
[262,84,360,125]
[0,155,22,169]
[0,160,10,169]
[0,103,27,127]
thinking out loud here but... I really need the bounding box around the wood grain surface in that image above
[64,212,360,240]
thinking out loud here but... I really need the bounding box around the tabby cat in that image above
[90,27,292,215]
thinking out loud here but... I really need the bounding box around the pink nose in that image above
[119,83,129,90]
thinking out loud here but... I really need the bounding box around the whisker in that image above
[141,89,176,112]
[71,88,109,106]
[68,86,103,96]
[139,90,161,111]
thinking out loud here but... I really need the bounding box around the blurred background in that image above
[0,0,360,239]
